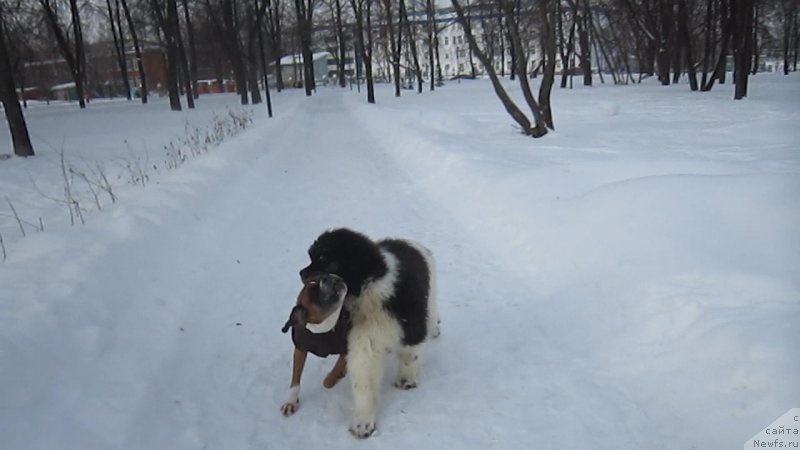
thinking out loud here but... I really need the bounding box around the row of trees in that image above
[2,0,799,155]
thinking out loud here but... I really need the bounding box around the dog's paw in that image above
[280,400,299,416]
[394,378,418,390]
[349,419,376,439]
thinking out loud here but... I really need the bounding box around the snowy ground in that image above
[1,75,798,449]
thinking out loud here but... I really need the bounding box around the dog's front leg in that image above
[323,354,347,388]
[347,337,384,438]
[281,349,307,416]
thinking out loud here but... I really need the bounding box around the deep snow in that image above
[1,75,798,449]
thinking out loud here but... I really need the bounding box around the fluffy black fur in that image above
[300,228,432,346]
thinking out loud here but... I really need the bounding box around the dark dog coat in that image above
[290,308,350,357]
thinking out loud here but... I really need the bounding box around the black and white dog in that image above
[299,228,440,438]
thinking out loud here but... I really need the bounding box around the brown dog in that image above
[280,273,350,416]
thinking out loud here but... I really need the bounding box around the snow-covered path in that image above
[5,91,535,449]
[2,80,798,449]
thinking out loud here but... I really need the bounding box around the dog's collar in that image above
[305,300,344,334]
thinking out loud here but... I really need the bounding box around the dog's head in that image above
[299,228,386,297]
[282,273,348,333]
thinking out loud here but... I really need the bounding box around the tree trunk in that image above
[400,0,422,93]
[426,0,436,91]
[107,0,131,99]
[701,0,714,87]
[678,0,698,90]
[40,0,87,108]
[334,0,347,87]
[702,0,732,91]
[561,19,576,89]
[794,9,799,71]
[350,0,375,103]
[122,0,147,103]
[295,0,315,96]
[656,0,674,85]
[255,0,273,116]
[782,0,796,75]
[174,0,194,108]
[267,0,284,91]
[212,0,249,104]
[182,0,199,98]
[248,50,262,104]
[468,0,477,78]
[365,0,375,102]
[732,0,754,99]
[434,20,443,85]
[153,0,183,110]
[0,16,34,156]
[751,2,759,75]
[246,26,262,105]
[381,0,401,97]
[577,0,592,86]
[70,0,87,106]
[538,0,558,130]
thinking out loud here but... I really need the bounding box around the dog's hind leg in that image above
[425,250,441,339]
[427,301,441,339]
[394,344,424,389]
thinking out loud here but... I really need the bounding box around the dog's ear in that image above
[281,305,307,333]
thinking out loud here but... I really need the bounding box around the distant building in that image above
[270,52,333,87]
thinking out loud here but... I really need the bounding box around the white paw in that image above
[280,400,299,416]
[281,385,300,416]
[350,418,376,438]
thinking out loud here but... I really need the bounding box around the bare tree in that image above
[39,0,87,108]
[676,0,698,90]
[351,0,375,103]
[181,0,199,99]
[106,0,131,99]
[399,0,422,93]
[244,2,263,105]
[557,1,576,88]
[731,0,755,99]
[780,0,798,74]
[121,0,148,103]
[1,5,34,156]
[203,0,250,104]
[536,0,557,129]
[656,0,674,85]
[424,0,437,90]
[329,0,347,87]
[152,0,183,110]
[294,0,316,96]
[254,0,274,116]
[702,0,733,91]
[176,0,195,109]
[381,0,402,96]
[265,0,285,91]
[574,0,592,86]
[452,0,553,137]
